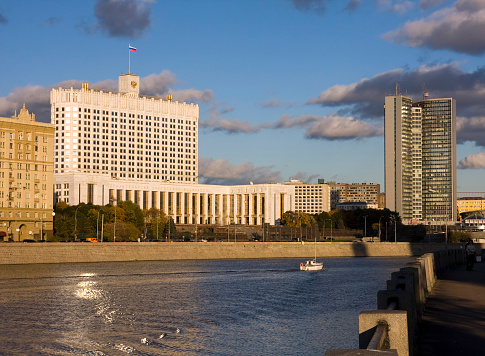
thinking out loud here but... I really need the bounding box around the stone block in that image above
[359,310,408,356]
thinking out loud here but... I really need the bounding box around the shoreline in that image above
[0,241,466,265]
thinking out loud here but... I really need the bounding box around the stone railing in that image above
[325,247,465,356]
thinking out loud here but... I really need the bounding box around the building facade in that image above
[52,74,296,225]
[328,182,381,210]
[384,94,456,223]
[0,105,55,241]
[54,172,294,225]
[457,197,485,215]
[51,74,199,183]
[284,179,330,214]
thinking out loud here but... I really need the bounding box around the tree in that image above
[144,208,166,240]
[163,216,176,240]
[281,211,313,227]
[117,201,143,229]
[102,221,140,241]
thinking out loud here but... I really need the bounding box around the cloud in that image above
[0,12,7,24]
[306,62,485,146]
[289,172,322,183]
[200,114,269,134]
[259,97,295,109]
[140,70,214,103]
[345,0,361,12]
[419,0,445,10]
[456,116,485,146]
[291,0,330,14]
[274,114,383,140]
[384,0,485,55]
[458,152,485,169]
[376,0,414,14]
[0,71,211,123]
[199,158,282,185]
[83,0,153,37]
[44,17,61,27]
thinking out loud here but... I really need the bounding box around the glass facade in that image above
[385,96,456,223]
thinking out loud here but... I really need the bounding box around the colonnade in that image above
[108,188,269,225]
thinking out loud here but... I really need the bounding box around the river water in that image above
[0,257,411,355]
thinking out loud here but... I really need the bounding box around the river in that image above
[0,257,412,355]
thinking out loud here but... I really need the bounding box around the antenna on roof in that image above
[395,83,400,96]
[422,83,429,100]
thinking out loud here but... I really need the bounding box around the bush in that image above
[448,230,471,243]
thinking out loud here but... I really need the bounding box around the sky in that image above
[1,0,485,192]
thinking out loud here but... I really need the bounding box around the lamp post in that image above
[96,210,100,241]
[74,205,81,241]
[51,212,55,241]
[168,215,171,242]
[101,213,104,242]
[363,215,368,238]
[156,211,160,241]
[40,217,43,241]
[114,203,116,242]
[325,219,332,241]
[379,216,384,242]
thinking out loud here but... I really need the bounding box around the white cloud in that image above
[0,71,213,123]
[458,152,485,169]
[274,114,383,140]
[384,0,485,55]
[199,158,282,185]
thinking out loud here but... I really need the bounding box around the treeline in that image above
[282,208,400,235]
[53,201,175,241]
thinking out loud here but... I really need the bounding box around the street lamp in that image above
[96,210,100,241]
[325,219,333,241]
[168,215,171,242]
[101,212,104,242]
[363,215,368,238]
[379,216,384,242]
[74,205,81,241]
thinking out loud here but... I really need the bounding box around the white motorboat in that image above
[300,259,324,271]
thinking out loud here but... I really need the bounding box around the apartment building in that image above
[0,105,55,241]
[328,182,381,210]
[284,179,330,214]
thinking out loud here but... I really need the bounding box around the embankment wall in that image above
[0,242,465,265]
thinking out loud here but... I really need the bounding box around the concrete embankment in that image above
[0,242,462,265]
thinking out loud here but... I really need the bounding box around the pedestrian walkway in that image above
[417,250,485,355]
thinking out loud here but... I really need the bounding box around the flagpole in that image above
[128,44,131,74]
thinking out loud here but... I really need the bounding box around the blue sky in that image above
[1,0,485,192]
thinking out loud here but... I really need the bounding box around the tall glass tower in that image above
[384,94,456,223]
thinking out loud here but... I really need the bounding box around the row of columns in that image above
[106,188,269,225]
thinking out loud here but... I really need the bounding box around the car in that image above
[22,239,36,243]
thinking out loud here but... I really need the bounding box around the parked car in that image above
[22,239,36,243]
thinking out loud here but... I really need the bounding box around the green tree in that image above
[102,221,141,241]
[118,201,143,230]
[163,216,176,240]
[281,211,313,227]
[144,207,166,240]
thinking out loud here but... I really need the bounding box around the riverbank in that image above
[0,241,470,265]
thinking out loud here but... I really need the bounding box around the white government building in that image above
[51,73,301,225]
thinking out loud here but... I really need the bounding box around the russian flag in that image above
[129,45,136,52]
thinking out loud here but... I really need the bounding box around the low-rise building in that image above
[457,196,485,215]
[328,182,381,210]
[284,179,330,214]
